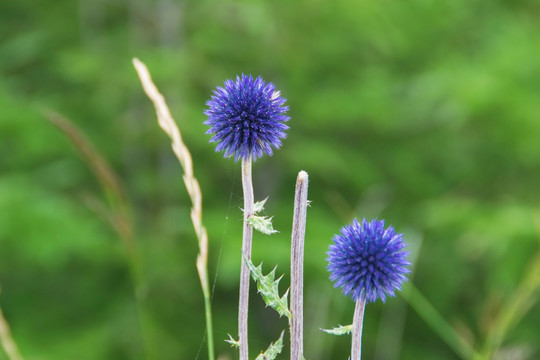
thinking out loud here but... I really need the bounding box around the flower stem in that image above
[290,171,309,360]
[239,158,254,360]
[351,297,367,360]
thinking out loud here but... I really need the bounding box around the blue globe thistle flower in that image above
[327,218,411,303]
[204,74,289,162]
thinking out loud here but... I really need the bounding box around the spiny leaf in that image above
[243,255,291,319]
[246,197,278,235]
[248,215,278,235]
[255,331,284,360]
[321,324,353,335]
[225,334,240,348]
[253,197,269,213]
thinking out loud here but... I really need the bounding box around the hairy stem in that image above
[351,297,366,360]
[290,171,309,360]
[239,158,254,360]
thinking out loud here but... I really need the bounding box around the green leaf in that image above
[255,331,284,360]
[253,197,268,213]
[246,197,278,235]
[248,214,278,235]
[321,324,353,335]
[225,334,240,348]
[243,255,291,319]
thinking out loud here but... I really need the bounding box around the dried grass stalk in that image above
[132,58,214,360]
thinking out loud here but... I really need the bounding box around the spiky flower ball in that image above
[204,74,289,162]
[327,218,411,303]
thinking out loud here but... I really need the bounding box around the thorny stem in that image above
[351,297,366,360]
[290,171,309,360]
[239,158,254,360]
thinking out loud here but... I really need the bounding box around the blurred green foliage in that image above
[1,0,540,359]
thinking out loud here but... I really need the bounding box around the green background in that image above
[1,0,540,359]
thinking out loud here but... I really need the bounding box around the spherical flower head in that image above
[327,218,411,303]
[204,74,289,162]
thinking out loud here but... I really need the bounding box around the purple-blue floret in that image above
[204,74,289,162]
[327,218,411,303]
